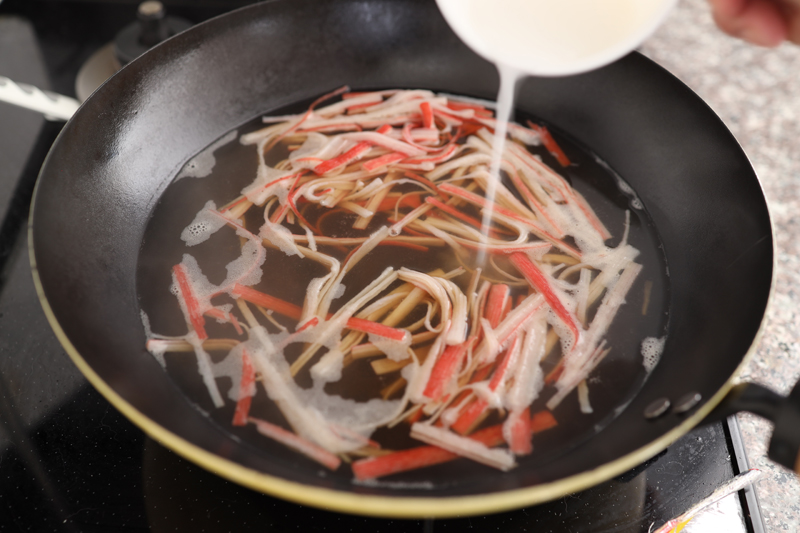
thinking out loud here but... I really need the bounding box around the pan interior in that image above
[136,92,671,489]
[28,0,772,515]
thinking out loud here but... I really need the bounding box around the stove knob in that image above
[114,1,193,66]
[138,1,169,48]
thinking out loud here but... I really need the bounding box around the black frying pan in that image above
[29,0,782,518]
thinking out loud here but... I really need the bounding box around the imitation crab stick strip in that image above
[173,263,208,340]
[353,330,438,359]
[473,293,544,365]
[400,123,440,153]
[248,417,342,471]
[346,101,382,113]
[353,441,456,480]
[362,152,406,172]
[526,121,570,167]
[446,100,493,117]
[369,193,424,213]
[488,335,521,391]
[546,263,642,410]
[509,252,580,344]
[260,86,351,152]
[530,410,558,433]
[504,407,533,455]
[451,335,521,434]
[352,411,557,480]
[365,422,512,479]
[346,317,409,342]
[451,396,490,435]
[437,182,581,258]
[402,171,441,194]
[232,284,303,321]
[423,338,476,400]
[506,141,611,241]
[289,235,444,247]
[338,131,425,156]
[420,101,434,129]
[314,91,383,117]
[375,240,430,253]
[232,284,408,341]
[423,196,499,237]
[402,143,459,166]
[506,168,564,237]
[269,173,303,224]
[452,325,518,434]
[313,141,372,175]
[232,349,256,426]
[484,284,511,329]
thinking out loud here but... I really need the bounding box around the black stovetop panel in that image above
[0,4,764,532]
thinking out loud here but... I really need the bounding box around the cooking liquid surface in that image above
[136,96,670,486]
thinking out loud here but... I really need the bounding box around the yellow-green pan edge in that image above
[26,190,776,519]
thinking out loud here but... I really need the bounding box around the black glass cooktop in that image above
[0,3,766,531]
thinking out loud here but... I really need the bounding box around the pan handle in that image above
[707,381,800,473]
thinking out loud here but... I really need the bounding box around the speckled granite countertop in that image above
[639,1,800,530]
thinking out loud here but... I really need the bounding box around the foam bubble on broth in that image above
[181,201,228,246]
[641,336,665,373]
[221,238,266,289]
[140,310,153,337]
[177,130,238,179]
[299,385,403,432]
[250,327,404,435]
[212,343,257,402]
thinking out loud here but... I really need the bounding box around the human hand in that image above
[708,0,800,46]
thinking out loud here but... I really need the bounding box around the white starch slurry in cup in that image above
[436,0,677,77]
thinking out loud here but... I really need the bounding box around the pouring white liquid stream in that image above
[436,0,676,263]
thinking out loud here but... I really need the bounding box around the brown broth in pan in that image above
[136,92,669,483]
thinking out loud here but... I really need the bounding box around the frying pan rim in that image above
[26,0,778,517]
[27,211,775,517]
